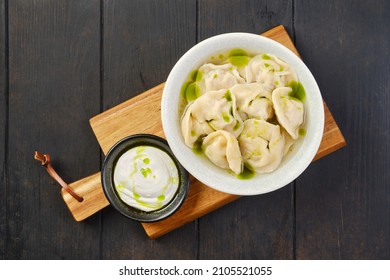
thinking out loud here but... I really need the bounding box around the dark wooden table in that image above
[1,0,389,260]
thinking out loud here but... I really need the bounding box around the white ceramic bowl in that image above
[161,32,324,195]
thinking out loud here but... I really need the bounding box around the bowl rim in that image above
[161,32,324,196]
[101,134,190,222]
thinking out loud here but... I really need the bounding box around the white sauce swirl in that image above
[113,145,179,212]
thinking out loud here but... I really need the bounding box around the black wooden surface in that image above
[1,0,389,260]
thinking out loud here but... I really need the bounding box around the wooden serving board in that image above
[61,25,346,239]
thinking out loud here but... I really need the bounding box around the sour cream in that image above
[113,145,179,212]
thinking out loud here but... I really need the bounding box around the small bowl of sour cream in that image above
[101,134,190,222]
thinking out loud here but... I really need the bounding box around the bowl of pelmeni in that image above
[161,32,324,195]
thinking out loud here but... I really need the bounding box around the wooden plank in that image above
[101,0,197,110]
[71,24,346,242]
[7,0,101,259]
[294,0,390,259]
[197,0,294,39]
[99,0,198,259]
[0,0,7,259]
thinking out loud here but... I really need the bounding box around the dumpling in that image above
[239,54,298,91]
[273,55,298,85]
[202,130,243,175]
[181,103,214,148]
[196,63,245,94]
[272,87,304,140]
[282,129,295,156]
[238,119,285,174]
[187,89,244,138]
[230,83,274,121]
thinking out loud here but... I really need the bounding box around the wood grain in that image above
[294,0,390,259]
[0,0,7,258]
[2,0,388,261]
[7,0,101,259]
[59,25,346,239]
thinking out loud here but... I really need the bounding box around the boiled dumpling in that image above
[238,119,285,174]
[187,89,244,138]
[202,130,243,175]
[272,87,304,140]
[181,103,214,148]
[197,63,245,94]
[239,54,298,91]
[230,83,274,121]
[273,55,298,85]
[281,129,295,156]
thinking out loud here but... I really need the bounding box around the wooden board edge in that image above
[61,172,109,222]
[89,83,165,129]
[261,25,301,59]
[314,103,347,161]
[142,190,240,239]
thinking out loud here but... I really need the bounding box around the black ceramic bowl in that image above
[101,134,190,222]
